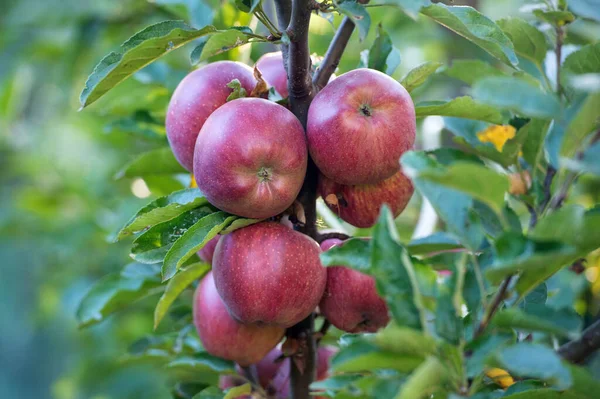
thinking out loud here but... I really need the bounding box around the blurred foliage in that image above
[1,0,600,398]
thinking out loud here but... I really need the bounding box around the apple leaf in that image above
[562,141,600,176]
[337,1,371,42]
[465,333,515,378]
[492,343,572,390]
[569,0,600,22]
[388,0,430,19]
[154,262,210,329]
[407,233,463,255]
[162,212,236,281]
[395,357,448,399]
[115,147,187,179]
[131,206,216,264]
[415,96,504,124]
[193,29,250,63]
[368,24,400,75]
[224,384,251,399]
[533,9,575,27]
[497,18,547,67]
[491,307,581,339]
[80,21,217,108]
[319,238,371,271]
[472,77,561,119]
[193,387,225,399]
[76,263,162,328]
[563,42,600,76]
[421,3,518,67]
[219,217,263,234]
[444,59,507,86]
[400,61,443,93]
[331,340,424,373]
[116,188,209,240]
[167,353,235,384]
[234,0,261,13]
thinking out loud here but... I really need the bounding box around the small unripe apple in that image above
[255,51,289,98]
[197,235,220,264]
[307,68,415,185]
[318,170,414,228]
[166,61,256,171]
[193,272,284,366]
[194,98,307,219]
[319,239,390,333]
[213,222,326,328]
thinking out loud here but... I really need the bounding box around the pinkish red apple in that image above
[193,272,284,366]
[197,235,220,264]
[319,239,390,333]
[166,61,256,171]
[255,51,289,98]
[307,68,415,185]
[213,222,326,328]
[193,97,307,219]
[318,170,414,228]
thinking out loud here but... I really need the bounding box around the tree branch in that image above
[274,0,292,71]
[475,276,512,337]
[559,319,600,364]
[313,16,355,89]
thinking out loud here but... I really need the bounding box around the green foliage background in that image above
[1,0,599,398]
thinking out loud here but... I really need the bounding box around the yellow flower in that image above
[486,367,515,389]
[476,125,517,152]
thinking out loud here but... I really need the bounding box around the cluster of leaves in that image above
[74,0,600,398]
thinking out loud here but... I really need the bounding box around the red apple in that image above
[319,239,390,333]
[255,51,288,98]
[193,272,284,366]
[197,235,220,264]
[166,61,256,171]
[318,170,414,228]
[307,68,416,185]
[213,222,326,328]
[193,98,307,219]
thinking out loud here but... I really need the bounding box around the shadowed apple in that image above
[255,51,289,98]
[197,235,220,264]
[193,272,284,366]
[307,68,415,185]
[318,170,414,228]
[319,239,390,333]
[166,61,256,171]
[194,98,307,219]
[213,222,326,328]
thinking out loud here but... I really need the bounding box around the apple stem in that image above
[272,0,360,396]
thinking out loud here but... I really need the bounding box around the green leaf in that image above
[421,3,518,67]
[320,238,371,271]
[116,188,208,240]
[154,262,210,329]
[560,92,600,161]
[563,44,600,76]
[105,110,166,141]
[435,277,463,344]
[76,263,162,328]
[116,147,186,179]
[472,77,561,119]
[371,207,425,330]
[502,390,581,399]
[80,21,217,108]
[485,233,579,284]
[491,307,581,338]
[415,96,504,124]
[407,233,463,255]
[368,24,396,74]
[563,141,600,176]
[310,375,363,391]
[497,18,547,66]
[162,212,236,281]
[193,386,224,399]
[533,9,575,27]
[400,61,443,93]
[234,0,260,13]
[194,29,250,62]
[466,333,515,378]
[332,340,423,373]
[388,0,429,19]
[394,357,448,399]
[492,343,572,390]
[168,353,235,385]
[444,59,507,86]
[338,1,371,42]
[225,79,247,101]
[415,162,509,214]
[131,206,216,264]
[373,325,437,356]
[521,119,551,167]
[569,0,600,22]
[224,383,251,399]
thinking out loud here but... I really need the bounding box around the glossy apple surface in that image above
[307,68,415,185]
[194,98,307,219]
[255,51,288,98]
[166,61,256,171]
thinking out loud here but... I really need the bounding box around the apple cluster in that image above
[165,52,416,386]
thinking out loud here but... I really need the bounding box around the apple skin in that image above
[193,272,284,367]
[193,98,307,219]
[166,61,256,171]
[307,68,416,185]
[255,51,289,98]
[319,239,390,333]
[197,235,220,264]
[318,170,414,228]
[213,222,326,328]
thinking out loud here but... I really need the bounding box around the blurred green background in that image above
[1,0,598,398]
